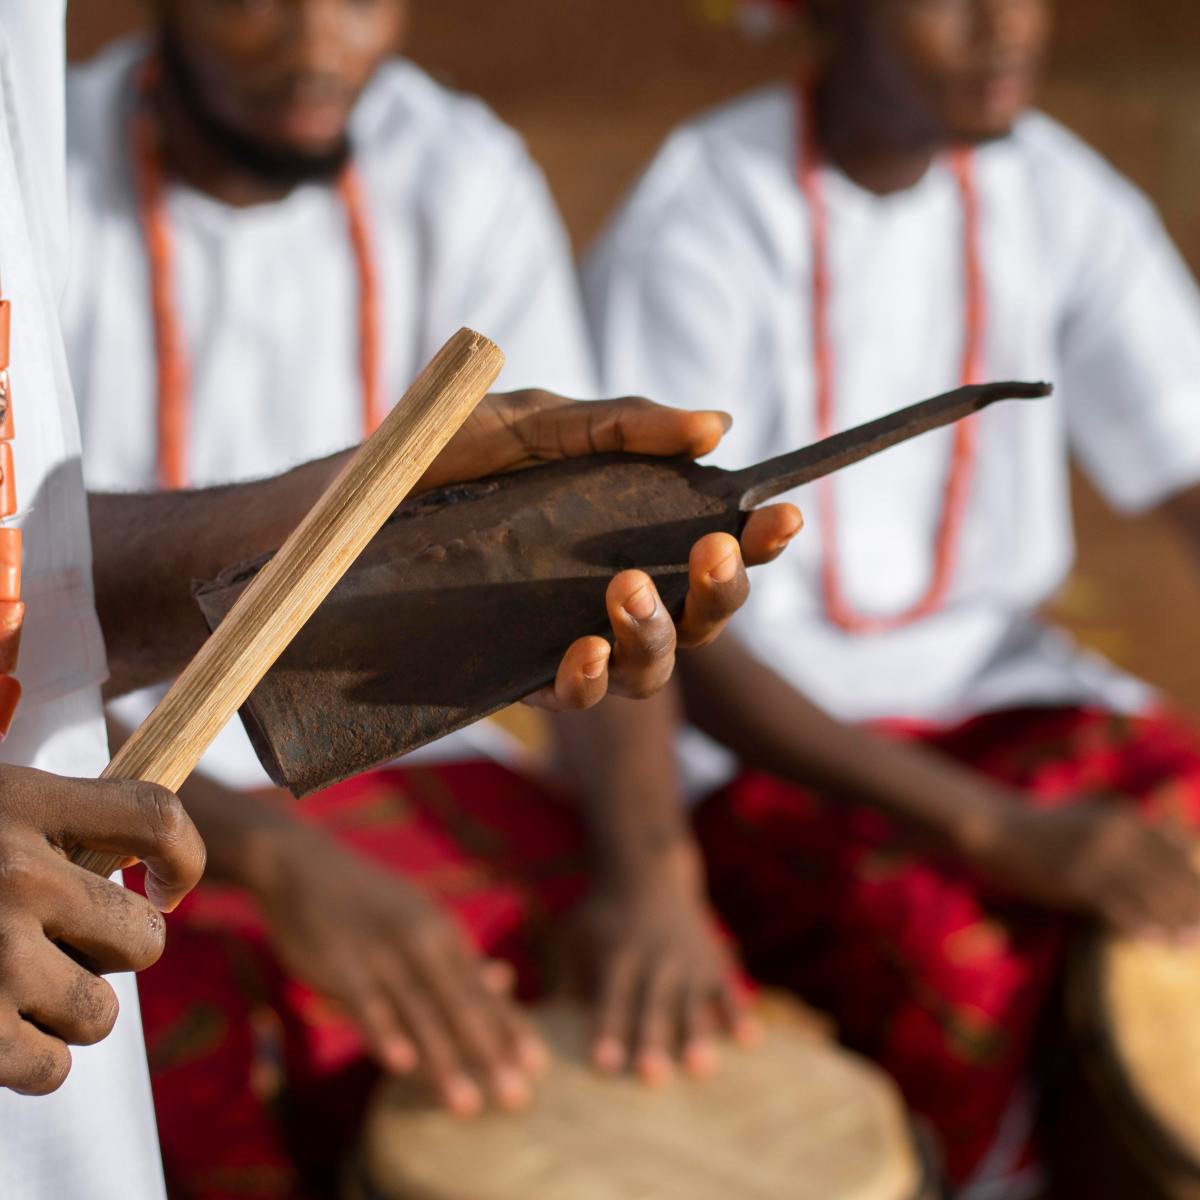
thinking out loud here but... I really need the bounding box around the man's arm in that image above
[676,634,1200,938]
[1161,482,1200,570]
[553,689,758,1083]
[555,690,692,886]
[677,635,1003,855]
[92,391,801,700]
[128,743,544,1116]
[91,455,339,698]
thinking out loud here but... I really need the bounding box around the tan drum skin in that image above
[345,997,938,1200]
[1059,933,1200,1199]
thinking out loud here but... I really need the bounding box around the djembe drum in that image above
[345,998,938,1200]
[1058,933,1200,1198]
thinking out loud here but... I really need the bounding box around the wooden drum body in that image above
[347,999,937,1200]
[1059,934,1200,1199]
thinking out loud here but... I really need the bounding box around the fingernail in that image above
[494,1067,532,1111]
[685,1041,718,1079]
[593,1038,625,1073]
[708,552,739,584]
[735,1017,764,1048]
[481,960,516,994]
[717,412,733,433]
[144,879,173,913]
[383,1039,418,1075]
[520,1038,551,1076]
[623,584,658,622]
[638,1049,673,1087]
[446,1077,483,1118]
[583,653,609,680]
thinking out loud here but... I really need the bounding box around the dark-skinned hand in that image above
[416,391,803,711]
[968,796,1200,940]
[243,821,544,1117]
[567,840,760,1084]
[0,766,205,1095]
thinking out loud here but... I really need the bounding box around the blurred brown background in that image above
[68,0,1200,710]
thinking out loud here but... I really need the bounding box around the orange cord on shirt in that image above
[131,65,386,490]
[798,86,986,634]
[0,298,25,737]
[337,165,386,437]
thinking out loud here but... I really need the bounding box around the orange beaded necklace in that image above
[0,295,24,738]
[798,87,986,634]
[131,67,386,490]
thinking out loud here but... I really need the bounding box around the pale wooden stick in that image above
[72,328,504,878]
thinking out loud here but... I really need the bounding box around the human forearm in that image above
[680,639,1200,939]
[90,389,799,701]
[555,688,755,1078]
[90,454,345,698]
[676,636,1009,855]
[553,688,700,889]
[174,769,307,890]
[109,711,549,1107]
[105,714,301,889]
[1162,481,1200,575]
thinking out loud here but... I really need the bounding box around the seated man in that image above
[0,10,787,1200]
[587,0,1200,1196]
[63,3,799,1196]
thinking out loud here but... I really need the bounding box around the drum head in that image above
[1099,936,1200,1176]
[354,999,925,1200]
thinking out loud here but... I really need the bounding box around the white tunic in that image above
[0,5,163,1198]
[64,39,598,789]
[586,86,1200,788]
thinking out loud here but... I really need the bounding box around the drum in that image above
[346,997,939,1200]
[1058,932,1200,1199]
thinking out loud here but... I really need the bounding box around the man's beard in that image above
[158,33,352,188]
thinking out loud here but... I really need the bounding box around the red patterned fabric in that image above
[132,762,590,1200]
[694,706,1200,1187]
[134,709,1200,1198]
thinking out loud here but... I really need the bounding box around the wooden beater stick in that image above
[71,328,504,878]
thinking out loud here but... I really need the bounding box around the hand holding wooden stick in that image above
[71,328,504,878]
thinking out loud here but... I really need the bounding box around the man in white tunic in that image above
[0,6,795,1196]
[62,3,800,1194]
[588,0,1200,1195]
